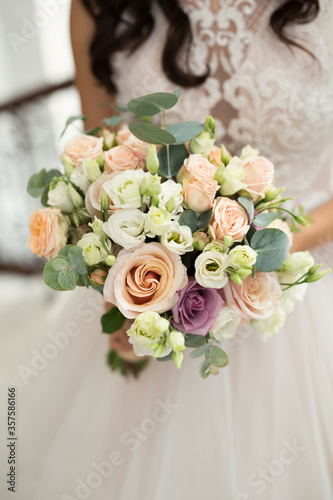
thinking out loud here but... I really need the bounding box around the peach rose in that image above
[63,135,103,167]
[116,127,149,160]
[183,179,218,213]
[103,145,144,174]
[104,242,188,318]
[208,146,223,167]
[177,154,217,184]
[28,207,69,260]
[85,172,121,219]
[242,156,274,201]
[209,197,250,242]
[223,271,282,321]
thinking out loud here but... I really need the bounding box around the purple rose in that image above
[171,278,224,336]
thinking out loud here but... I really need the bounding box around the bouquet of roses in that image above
[27,90,329,378]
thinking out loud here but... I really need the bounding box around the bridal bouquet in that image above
[27,90,328,378]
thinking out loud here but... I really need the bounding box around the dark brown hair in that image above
[81,0,320,93]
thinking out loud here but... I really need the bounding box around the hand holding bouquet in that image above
[27,90,329,378]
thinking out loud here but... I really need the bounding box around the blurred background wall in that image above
[0,0,81,272]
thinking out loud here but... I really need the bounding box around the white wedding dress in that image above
[1,1,333,499]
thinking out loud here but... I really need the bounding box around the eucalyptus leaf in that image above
[129,122,176,145]
[197,209,213,231]
[59,115,86,138]
[253,212,283,228]
[43,262,64,291]
[127,92,178,117]
[199,359,211,379]
[86,126,102,136]
[51,257,69,272]
[173,88,182,100]
[45,169,62,184]
[206,345,229,367]
[156,351,174,362]
[41,187,49,207]
[103,116,123,128]
[167,121,205,145]
[184,334,207,348]
[238,196,254,222]
[179,210,198,233]
[251,228,290,272]
[190,343,209,359]
[67,246,87,275]
[57,268,77,290]
[27,169,47,197]
[158,144,189,179]
[101,306,126,334]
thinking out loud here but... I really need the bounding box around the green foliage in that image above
[252,212,283,227]
[129,122,176,145]
[184,334,207,348]
[43,245,87,291]
[179,209,212,233]
[166,121,205,145]
[251,228,290,272]
[107,349,150,378]
[156,351,174,362]
[59,115,86,138]
[103,116,123,128]
[238,196,254,222]
[190,343,229,378]
[27,168,62,199]
[101,306,126,334]
[158,144,189,178]
[197,209,213,231]
[127,92,179,117]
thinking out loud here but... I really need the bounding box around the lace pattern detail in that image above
[113,0,333,209]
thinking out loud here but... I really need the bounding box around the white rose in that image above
[210,306,241,340]
[70,165,91,194]
[251,301,286,340]
[48,181,74,213]
[103,209,148,249]
[228,245,257,270]
[146,206,174,236]
[77,233,111,266]
[160,222,194,255]
[195,251,229,288]
[126,311,171,357]
[219,159,247,196]
[158,180,184,218]
[102,169,148,209]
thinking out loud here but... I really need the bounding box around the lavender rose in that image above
[171,278,223,336]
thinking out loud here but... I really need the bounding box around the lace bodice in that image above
[113,0,333,210]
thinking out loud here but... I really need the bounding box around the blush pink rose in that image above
[183,179,219,213]
[242,156,274,201]
[62,135,103,167]
[208,146,223,167]
[116,127,149,160]
[103,145,144,174]
[177,154,217,184]
[85,172,121,219]
[104,242,188,318]
[28,207,68,260]
[209,197,250,242]
[223,271,282,321]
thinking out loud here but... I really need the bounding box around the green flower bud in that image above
[172,350,184,370]
[167,330,185,352]
[189,131,215,155]
[96,152,104,168]
[223,236,234,248]
[68,183,84,209]
[100,190,109,211]
[61,155,75,176]
[230,274,242,285]
[83,158,102,183]
[308,264,322,275]
[193,231,210,251]
[165,196,176,213]
[221,145,230,166]
[236,268,252,280]
[146,175,162,197]
[204,115,216,135]
[263,186,286,203]
[214,164,225,184]
[150,194,160,207]
[105,255,116,267]
[305,269,330,283]
[146,145,160,175]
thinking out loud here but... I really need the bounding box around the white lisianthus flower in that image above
[158,180,184,218]
[195,251,229,288]
[126,311,171,357]
[140,172,161,197]
[146,206,174,236]
[251,301,286,340]
[48,180,74,213]
[70,164,91,194]
[103,208,148,249]
[167,330,185,351]
[210,306,241,340]
[279,251,314,276]
[102,169,148,209]
[88,216,108,237]
[160,222,194,255]
[203,240,228,254]
[77,233,111,266]
[189,130,215,156]
[228,245,257,270]
[240,145,260,160]
[219,159,247,196]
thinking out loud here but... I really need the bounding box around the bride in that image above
[2,0,332,498]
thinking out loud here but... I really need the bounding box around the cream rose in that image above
[103,145,143,174]
[242,156,274,201]
[209,197,250,243]
[116,127,149,160]
[183,178,219,213]
[177,153,217,183]
[62,134,103,167]
[104,242,188,318]
[85,172,120,219]
[223,271,282,321]
[103,209,148,249]
[28,207,69,260]
[102,169,148,209]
